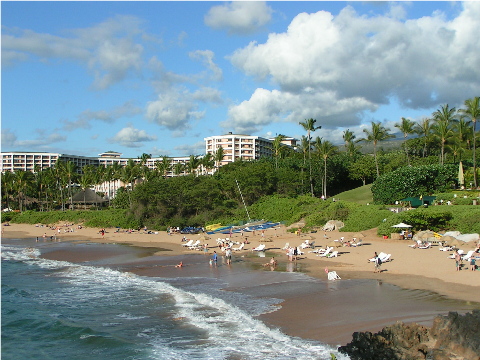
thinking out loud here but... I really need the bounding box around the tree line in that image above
[1,96,479,216]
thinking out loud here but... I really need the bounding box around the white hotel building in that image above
[1,133,298,175]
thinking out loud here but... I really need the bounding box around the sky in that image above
[2,1,480,159]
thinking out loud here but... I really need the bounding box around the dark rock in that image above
[339,311,480,360]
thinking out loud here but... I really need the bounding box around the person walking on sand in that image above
[454,250,462,271]
[373,252,382,273]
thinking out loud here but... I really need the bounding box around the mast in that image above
[235,178,251,223]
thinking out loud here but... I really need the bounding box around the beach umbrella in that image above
[441,235,457,242]
[420,232,435,239]
[446,238,464,248]
[352,232,366,238]
[458,161,465,187]
[328,240,343,248]
[391,222,412,228]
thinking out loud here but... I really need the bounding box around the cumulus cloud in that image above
[2,15,147,89]
[1,128,66,151]
[189,49,223,81]
[227,2,480,132]
[224,88,376,134]
[108,124,157,148]
[205,1,273,35]
[145,91,198,131]
[62,101,142,131]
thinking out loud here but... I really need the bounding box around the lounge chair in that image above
[281,242,290,250]
[369,252,391,262]
[327,271,341,280]
[252,244,266,251]
[188,240,200,249]
[296,247,304,256]
[326,250,339,258]
[232,243,244,251]
[317,247,333,257]
[418,242,431,249]
[181,239,194,247]
[309,247,326,254]
[462,250,475,261]
[439,246,453,251]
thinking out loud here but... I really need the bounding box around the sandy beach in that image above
[2,222,479,345]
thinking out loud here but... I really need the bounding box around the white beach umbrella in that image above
[391,222,412,228]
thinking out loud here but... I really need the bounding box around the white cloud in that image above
[2,15,148,89]
[145,91,198,131]
[228,3,480,131]
[224,88,377,134]
[174,141,205,156]
[108,124,157,148]
[1,128,67,151]
[189,49,223,81]
[205,1,273,35]
[62,101,142,131]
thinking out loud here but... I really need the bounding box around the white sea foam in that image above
[1,245,350,359]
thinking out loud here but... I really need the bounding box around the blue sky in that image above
[2,1,479,158]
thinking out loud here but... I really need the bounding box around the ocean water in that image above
[1,242,349,360]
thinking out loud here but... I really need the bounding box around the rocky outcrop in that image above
[338,310,480,360]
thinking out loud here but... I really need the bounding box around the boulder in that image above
[339,311,480,360]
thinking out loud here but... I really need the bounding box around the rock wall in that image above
[338,310,480,360]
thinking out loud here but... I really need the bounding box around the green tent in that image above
[400,196,436,208]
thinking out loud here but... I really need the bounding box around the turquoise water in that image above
[1,242,348,360]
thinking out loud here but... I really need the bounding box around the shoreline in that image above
[3,222,478,303]
[3,222,480,346]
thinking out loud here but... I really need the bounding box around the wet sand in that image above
[2,222,480,346]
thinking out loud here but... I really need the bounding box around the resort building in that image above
[204,132,297,166]
[0,152,98,174]
[1,133,298,175]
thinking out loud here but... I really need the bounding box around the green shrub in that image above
[372,164,457,204]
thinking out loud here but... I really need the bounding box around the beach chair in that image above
[232,243,244,251]
[462,250,475,261]
[327,271,341,281]
[317,247,333,257]
[188,240,200,249]
[439,245,453,251]
[309,247,325,254]
[181,239,194,247]
[326,250,339,258]
[282,242,290,250]
[252,244,266,251]
[418,242,431,249]
[296,247,304,256]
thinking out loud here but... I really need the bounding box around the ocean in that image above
[1,240,350,360]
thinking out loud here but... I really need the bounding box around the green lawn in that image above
[334,184,373,205]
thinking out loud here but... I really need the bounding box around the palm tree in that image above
[213,147,225,173]
[186,155,201,176]
[459,97,480,187]
[454,118,471,162]
[78,166,94,210]
[53,159,66,211]
[432,104,457,165]
[315,138,338,198]
[201,153,215,175]
[1,171,15,211]
[161,156,172,178]
[414,118,433,158]
[299,118,321,196]
[14,170,32,212]
[395,117,415,165]
[64,161,77,209]
[270,134,287,169]
[359,121,394,177]
[174,162,186,176]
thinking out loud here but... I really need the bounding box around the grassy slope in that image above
[333,184,373,205]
